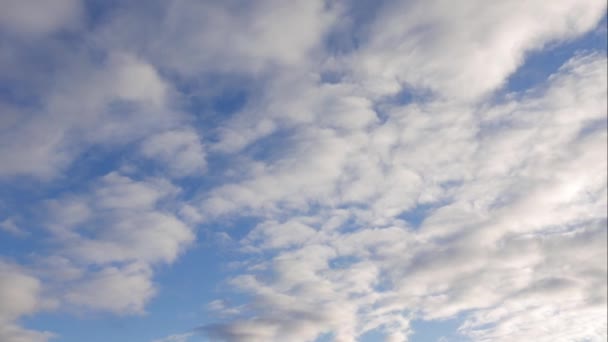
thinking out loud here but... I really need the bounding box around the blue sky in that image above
[0,1,607,342]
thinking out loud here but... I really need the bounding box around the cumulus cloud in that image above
[65,262,156,314]
[196,41,607,342]
[0,52,181,179]
[0,261,54,342]
[140,129,206,177]
[42,172,195,314]
[349,0,607,99]
[113,0,335,74]
[0,0,605,341]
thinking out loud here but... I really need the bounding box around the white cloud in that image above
[0,0,81,36]
[141,129,206,177]
[245,219,317,250]
[0,325,53,342]
[349,0,607,99]
[65,262,156,314]
[0,261,54,342]
[0,52,180,179]
[43,172,195,314]
[197,51,607,341]
[92,0,336,75]
[0,1,605,341]
[0,262,43,321]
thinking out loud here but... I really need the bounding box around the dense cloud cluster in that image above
[0,0,606,341]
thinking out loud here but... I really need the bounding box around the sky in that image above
[0,1,606,342]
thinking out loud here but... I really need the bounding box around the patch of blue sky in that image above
[83,0,123,29]
[398,196,454,229]
[340,315,467,342]
[358,329,387,342]
[371,86,435,125]
[373,276,393,293]
[397,203,438,229]
[209,85,249,117]
[0,191,49,259]
[313,332,336,342]
[409,315,470,342]
[319,70,344,85]
[172,72,251,121]
[0,78,42,108]
[0,52,51,109]
[0,230,49,261]
[329,255,361,269]
[206,214,262,243]
[240,127,295,163]
[0,172,97,261]
[24,310,164,342]
[502,15,607,95]
[323,0,393,55]
[577,116,608,140]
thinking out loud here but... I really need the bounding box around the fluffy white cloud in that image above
[43,172,195,314]
[65,262,156,314]
[93,0,336,75]
[0,52,182,179]
[0,261,54,342]
[197,52,607,341]
[141,129,206,177]
[0,0,605,341]
[349,0,607,99]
